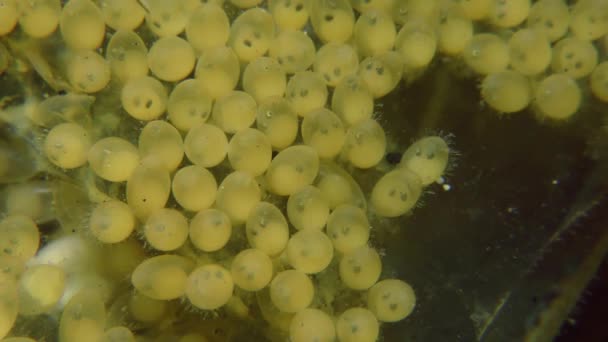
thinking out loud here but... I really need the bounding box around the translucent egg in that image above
[167,79,213,132]
[266,145,320,196]
[128,292,167,322]
[315,162,367,210]
[326,205,370,253]
[172,165,217,212]
[481,71,532,113]
[184,123,228,167]
[314,42,359,87]
[551,37,598,79]
[89,200,136,244]
[121,76,168,121]
[370,169,423,217]
[463,33,510,75]
[488,0,530,28]
[194,46,240,100]
[59,291,106,342]
[399,135,450,185]
[148,36,196,82]
[246,202,289,256]
[18,264,65,315]
[125,160,171,220]
[526,0,570,42]
[3,182,54,224]
[342,118,387,169]
[268,0,309,31]
[60,0,105,50]
[43,122,91,169]
[534,73,582,120]
[0,277,18,340]
[367,279,416,322]
[331,74,374,126]
[66,50,111,93]
[289,308,336,342]
[508,28,552,76]
[102,326,135,342]
[391,0,440,26]
[457,0,491,20]
[270,270,314,313]
[358,51,403,99]
[228,8,276,63]
[0,0,18,36]
[185,264,234,310]
[17,0,61,38]
[569,0,608,41]
[138,120,184,172]
[105,30,149,83]
[590,61,608,102]
[243,57,287,103]
[88,137,139,182]
[215,171,262,225]
[256,97,299,150]
[228,128,272,176]
[336,307,379,342]
[437,6,473,56]
[395,19,437,70]
[351,0,394,13]
[185,4,230,53]
[0,215,40,262]
[287,230,334,274]
[285,71,329,117]
[301,108,346,159]
[189,208,231,252]
[287,185,330,231]
[269,31,316,74]
[99,0,145,31]
[210,91,256,134]
[310,0,355,43]
[144,0,193,37]
[339,245,381,290]
[353,10,396,57]
[144,208,189,252]
[131,254,194,300]
[231,248,273,291]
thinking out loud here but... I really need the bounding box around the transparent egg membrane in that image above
[0,0,607,341]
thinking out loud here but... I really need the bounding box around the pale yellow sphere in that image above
[101,326,135,342]
[488,0,530,28]
[590,61,608,102]
[353,10,396,57]
[508,28,552,76]
[66,50,111,93]
[0,0,18,36]
[148,36,196,82]
[481,71,532,113]
[551,37,598,79]
[285,71,329,117]
[339,246,381,290]
[125,160,171,220]
[370,169,423,217]
[144,208,189,252]
[246,202,289,256]
[185,264,234,310]
[268,0,309,31]
[185,4,230,53]
[99,0,145,31]
[184,123,228,168]
[265,145,320,196]
[287,185,330,232]
[270,270,314,313]
[189,208,231,252]
[336,308,379,342]
[314,42,359,87]
[342,118,387,169]
[60,0,105,50]
[17,264,66,315]
[138,120,184,172]
[167,79,213,132]
[195,46,240,100]
[331,75,374,127]
[17,0,62,38]
[526,0,570,42]
[131,254,193,300]
[367,279,416,322]
[399,136,450,185]
[88,137,139,182]
[215,171,262,225]
[231,248,273,291]
[326,204,370,253]
[44,122,91,169]
[228,8,275,63]
[256,96,299,150]
[121,76,168,121]
[358,51,403,99]
[310,0,355,43]
[289,308,336,342]
[243,57,287,103]
[534,73,582,120]
[227,128,272,176]
[172,165,217,212]
[269,30,316,74]
[89,200,135,244]
[105,30,149,82]
[437,7,473,56]
[211,91,257,134]
[395,20,437,70]
[59,291,106,342]
[301,108,346,159]
[287,230,334,274]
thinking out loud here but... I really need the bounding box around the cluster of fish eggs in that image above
[5,0,606,341]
